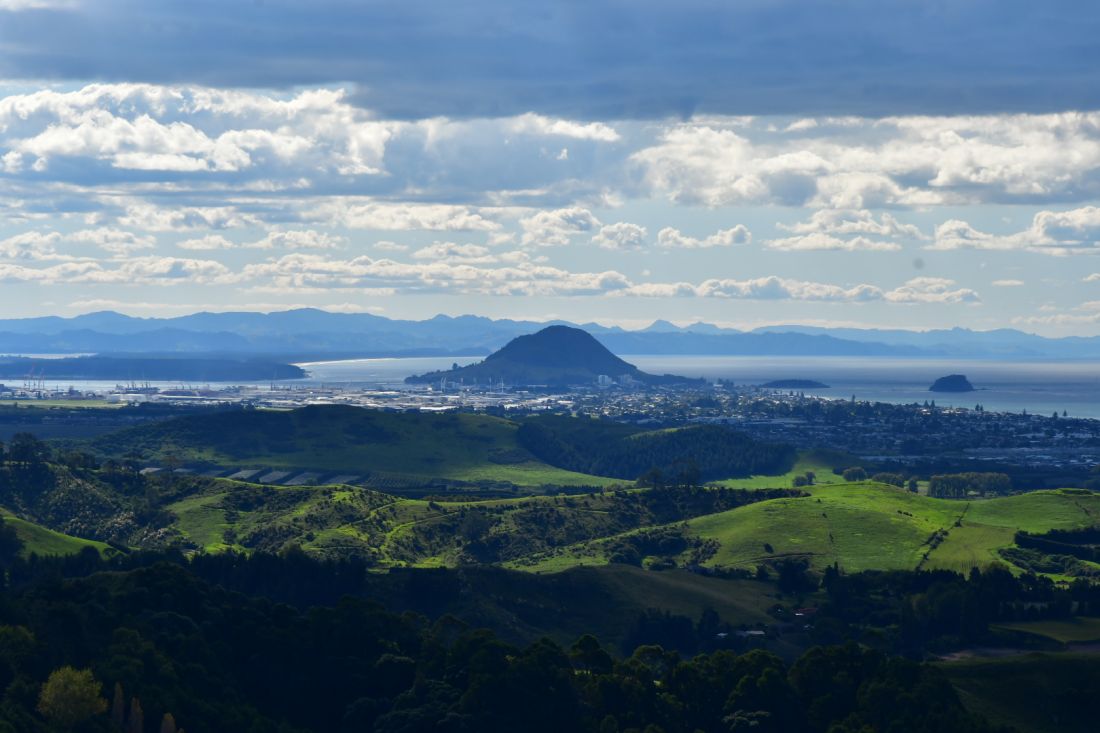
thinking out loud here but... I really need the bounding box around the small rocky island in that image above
[929,374,975,392]
[761,379,830,389]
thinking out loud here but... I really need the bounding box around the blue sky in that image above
[2,1,1100,334]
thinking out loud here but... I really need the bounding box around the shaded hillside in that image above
[0,463,137,542]
[407,325,697,386]
[90,404,615,486]
[517,415,796,481]
[942,654,1100,733]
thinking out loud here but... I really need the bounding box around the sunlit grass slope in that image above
[0,511,112,557]
[687,484,1100,574]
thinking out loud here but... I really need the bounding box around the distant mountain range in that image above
[406,325,698,386]
[0,309,1096,360]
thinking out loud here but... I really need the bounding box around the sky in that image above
[2,2,1100,334]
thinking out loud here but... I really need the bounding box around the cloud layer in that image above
[3,1,1100,119]
[10,85,1100,231]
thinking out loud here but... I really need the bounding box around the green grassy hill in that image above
[514,483,1100,576]
[691,484,1100,575]
[1,511,112,557]
[712,450,851,489]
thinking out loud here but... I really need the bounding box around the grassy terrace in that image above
[711,452,847,490]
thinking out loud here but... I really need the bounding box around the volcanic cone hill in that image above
[405,325,697,387]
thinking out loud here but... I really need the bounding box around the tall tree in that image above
[8,432,47,465]
[36,666,108,730]
[127,697,144,733]
[110,683,125,729]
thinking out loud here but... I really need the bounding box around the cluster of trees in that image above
[1015,526,1100,564]
[928,473,1013,498]
[518,416,795,482]
[832,467,919,490]
[0,433,52,465]
[999,546,1100,579]
[605,527,694,567]
[841,467,866,482]
[35,668,184,733]
[818,563,1100,655]
[790,471,815,487]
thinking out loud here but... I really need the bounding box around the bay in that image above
[9,354,1100,419]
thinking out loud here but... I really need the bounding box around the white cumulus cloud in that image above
[177,234,235,250]
[520,207,601,246]
[930,207,1100,254]
[766,233,900,252]
[657,225,751,249]
[591,222,647,251]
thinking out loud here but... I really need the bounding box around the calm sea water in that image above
[301,355,1100,418]
[15,355,1100,419]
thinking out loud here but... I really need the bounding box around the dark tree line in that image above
[1015,526,1100,564]
[928,473,1012,498]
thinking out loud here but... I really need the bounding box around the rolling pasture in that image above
[690,484,1100,574]
[516,483,1100,576]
